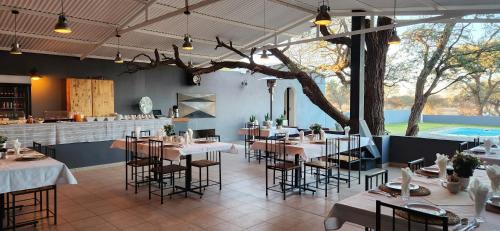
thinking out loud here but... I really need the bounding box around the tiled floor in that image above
[10,147,399,231]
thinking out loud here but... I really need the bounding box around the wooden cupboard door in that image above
[66,78,92,116]
[92,79,114,116]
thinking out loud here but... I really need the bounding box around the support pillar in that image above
[349,11,366,133]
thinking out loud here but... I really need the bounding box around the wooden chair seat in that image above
[126,159,150,167]
[267,162,300,171]
[304,160,337,169]
[191,159,219,168]
[150,164,186,174]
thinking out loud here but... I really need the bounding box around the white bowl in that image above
[106,117,115,121]
[86,117,96,122]
[96,117,105,122]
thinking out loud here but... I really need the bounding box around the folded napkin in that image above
[468,177,489,216]
[134,126,141,138]
[435,153,448,179]
[401,167,413,199]
[299,131,304,143]
[320,129,326,141]
[14,139,21,155]
[183,132,190,145]
[487,165,500,195]
[187,128,194,144]
[484,139,493,154]
[285,132,289,141]
[344,126,351,136]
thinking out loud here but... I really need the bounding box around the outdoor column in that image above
[349,11,366,133]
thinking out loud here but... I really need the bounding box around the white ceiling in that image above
[0,0,499,65]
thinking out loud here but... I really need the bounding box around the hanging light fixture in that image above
[261,50,269,59]
[260,0,269,59]
[182,0,193,50]
[29,68,42,81]
[10,10,22,55]
[314,0,332,26]
[114,31,124,64]
[388,0,401,45]
[54,0,71,34]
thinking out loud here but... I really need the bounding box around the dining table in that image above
[238,126,300,137]
[0,149,77,230]
[465,145,500,166]
[324,169,500,231]
[110,138,237,196]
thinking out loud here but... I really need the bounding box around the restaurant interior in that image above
[0,0,499,230]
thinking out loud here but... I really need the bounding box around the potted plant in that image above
[275,115,285,129]
[309,123,323,140]
[0,136,7,149]
[163,124,175,142]
[249,115,257,125]
[264,113,272,128]
[452,152,481,190]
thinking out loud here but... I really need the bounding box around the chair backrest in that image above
[205,135,221,162]
[33,141,43,153]
[125,136,138,162]
[44,145,56,159]
[131,130,151,137]
[322,138,341,169]
[365,169,388,191]
[473,138,480,147]
[148,139,164,169]
[408,158,425,171]
[458,141,468,153]
[376,200,449,231]
[264,135,287,163]
[347,134,362,158]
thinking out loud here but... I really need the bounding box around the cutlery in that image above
[368,189,396,198]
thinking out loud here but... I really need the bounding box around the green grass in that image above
[385,122,500,135]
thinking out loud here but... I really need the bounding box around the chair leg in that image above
[46,190,49,219]
[206,167,209,190]
[199,167,202,195]
[54,186,57,224]
[265,167,269,196]
[218,163,222,190]
[12,194,15,231]
[160,173,164,204]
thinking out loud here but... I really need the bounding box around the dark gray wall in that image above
[389,136,462,166]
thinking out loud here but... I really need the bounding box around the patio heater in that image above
[260,77,278,120]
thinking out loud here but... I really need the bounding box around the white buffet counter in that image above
[0,118,172,147]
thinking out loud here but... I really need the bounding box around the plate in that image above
[421,167,440,174]
[385,182,420,191]
[404,203,446,216]
[487,196,500,208]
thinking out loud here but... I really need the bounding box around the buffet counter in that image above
[0,118,172,147]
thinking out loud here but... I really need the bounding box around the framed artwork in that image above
[177,93,216,118]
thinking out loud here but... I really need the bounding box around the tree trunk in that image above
[364,17,392,135]
[406,95,428,136]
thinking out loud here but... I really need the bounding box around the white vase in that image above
[459,177,470,191]
[277,125,283,130]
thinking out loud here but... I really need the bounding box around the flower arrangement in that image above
[163,124,175,136]
[275,115,285,127]
[452,152,481,178]
[309,123,322,134]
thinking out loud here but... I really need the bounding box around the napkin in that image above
[435,153,448,179]
[183,132,190,145]
[320,129,326,141]
[401,167,413,199]
[187,128,194,144]
[134,126,141,138]
[484,139,493,154]
[468,177,489,217]
[14,139,21,155]
[285,132,289,141]
[344,126,351,136]
[299,131,305,143]
[486,165,500,195]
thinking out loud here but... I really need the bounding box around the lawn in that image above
[385,122,500,135]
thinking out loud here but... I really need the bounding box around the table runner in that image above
[0,153,77,194]
[250,134,370,160]
[325,170,498,231]
[110,139,238,161]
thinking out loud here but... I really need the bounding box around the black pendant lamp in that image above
[54,0,71,34]
[388,0,401,45]
[261,50,269,59]
[314,0,332,26]
[260,0,269,59]
[182,0,193,50]
[114,32,124,64]
[10,10,22,55]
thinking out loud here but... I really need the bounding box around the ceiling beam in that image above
[101,43,216,59]
[350,0,382,12]
[413,0,446,10]
[136,29,244,48]
[399,18,500,23]
[261,13,465,51]
[79,0,159,60]
[268,0,315,14]
[198,14,315,67]
[119,0,222,34]
[0,29,97,44]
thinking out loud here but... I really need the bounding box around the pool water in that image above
[441,128,500,137]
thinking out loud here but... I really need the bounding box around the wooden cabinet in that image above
[66,78,114,117]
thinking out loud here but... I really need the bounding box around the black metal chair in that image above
[364,169,389,231]
[407,158,425,171]
[7,145,57,230]
[125,136,150,193]
[131,130,151,137]
[376,200,449,231]
[328,134,362,188]
[303,138,340,197]
[245,123,264,163]
[191,135,222,196]
[148,139,187,204]
[458,141,468,152]
[265,134,300,200]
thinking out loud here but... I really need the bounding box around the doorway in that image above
[283,87,296,126]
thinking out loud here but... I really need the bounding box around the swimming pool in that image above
[442,128,500,136]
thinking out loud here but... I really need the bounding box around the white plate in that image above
[421,167,440,174]
[385,182,420,191]
[487,196,500,208]
[404,203,446,216]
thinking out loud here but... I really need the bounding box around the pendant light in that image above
[182,0,193,50]
[388,0,401,45]
[29,68,42,81]
[10,10,22,55]
[114,31,124,64]
[54,0,72,34]
[314,0,332,26]
[260,0,269,59]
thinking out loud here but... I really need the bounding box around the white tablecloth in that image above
[0,154,77,194]
[239,127,300,137]
[466,146,500,165]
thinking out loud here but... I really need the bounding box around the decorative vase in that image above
[459,177,470,191]
[1,143,6,149]
[277,125,283,130]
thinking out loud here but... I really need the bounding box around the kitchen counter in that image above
[0,118,172,147]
